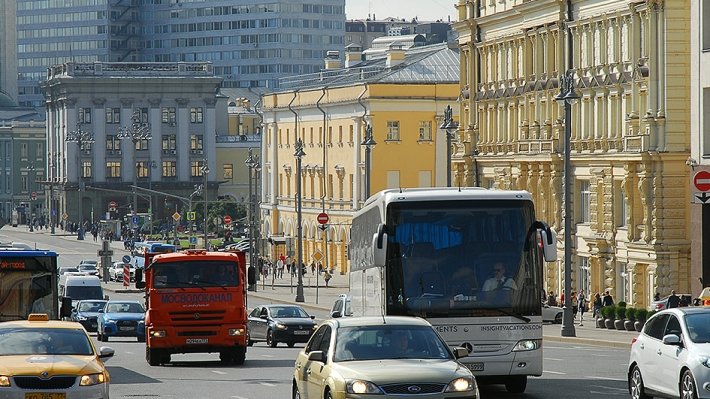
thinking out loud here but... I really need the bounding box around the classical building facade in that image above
[261,43,459,274]
[40,62,222,234]
[453,0,691,308]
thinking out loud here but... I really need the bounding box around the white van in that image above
[59,274,106,309]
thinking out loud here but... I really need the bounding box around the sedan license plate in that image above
[293,330,310,335]
[25,394,66,399]
[119,326,135,331]
[465,362,484,372]
[186,338,208,344]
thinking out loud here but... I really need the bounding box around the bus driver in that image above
[482,262,518,291]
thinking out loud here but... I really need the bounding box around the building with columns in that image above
[40,62,223,234]
[261,43,459,274]
[453,0,691,308]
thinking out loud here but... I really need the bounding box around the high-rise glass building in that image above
[16,0,345,107]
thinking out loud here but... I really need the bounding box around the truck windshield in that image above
[383,200,543,318]
[153,260,239,288]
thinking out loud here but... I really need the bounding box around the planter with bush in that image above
[624,307,636,331]
[614,304,627,330]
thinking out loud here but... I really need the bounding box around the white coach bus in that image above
[349,187,557,393]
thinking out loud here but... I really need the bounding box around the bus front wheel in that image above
[505,376,527,393]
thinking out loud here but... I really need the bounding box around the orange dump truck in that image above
[135,249,248,366]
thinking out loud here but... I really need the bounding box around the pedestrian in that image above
[667,290,680,308]
[577,290,587,325]
[547,291,557,306]
[323,270,332,287]
[654,292,661,301]
[571,291,578,319]
[602,290,614,307]
[592,292,602,318]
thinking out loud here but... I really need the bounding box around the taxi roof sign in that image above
[27,313,49,321]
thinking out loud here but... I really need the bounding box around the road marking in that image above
[260,354,275,358]
[212,370,227,375]
[543,370,566,375]
[231,396,249,399]
[543,357,563,361]
[590,377,626,382]
[260,382,276,387]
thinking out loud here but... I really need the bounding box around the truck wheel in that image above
[505,376,527,393]
[267,329,277,348]
[219,351,232,363]
[233,347,246,365]
[147,348,163,366]
[138,335,146,343]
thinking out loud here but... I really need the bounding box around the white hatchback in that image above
[628,307,710,399]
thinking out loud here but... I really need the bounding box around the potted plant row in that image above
[597,304,650,332]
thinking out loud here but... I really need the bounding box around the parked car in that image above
[97,300,146,342]
[628,307,710,399]
[649,293,693,310]
[0,314,114,399]
[542,303,563,324]
[293,316,478,399]
[109,262,135,282]
[247,304,317,347]
[70,299,108,332]
[330,294,352,318]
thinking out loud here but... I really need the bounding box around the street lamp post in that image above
[439,105,459,187]
[66,122,95,240]
[245,149,256,288]
[201,159,209,249]
[556,69,580,337]
[27,162,35,232]
[118,110,152,237]
[361,124,377,199]
[147,161,157,235]
[294,139,306,303]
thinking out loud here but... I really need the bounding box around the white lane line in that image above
[212,370,227,375]
[543,370,566,375]
[543,357,563,361]
[260,382,276,387]
[231,396,249,399]
[590,376,626,382]
[261,354,275,358]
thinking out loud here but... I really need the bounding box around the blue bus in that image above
[0,248,71,321]
[131,241,177,269]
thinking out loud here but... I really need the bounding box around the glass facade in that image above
[17,0,346,107]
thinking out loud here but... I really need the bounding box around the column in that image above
[120,99,134,184]
[176,98,190,181]
[352,117,362,209]
[270,122,279,207]
[93,99,107,182]
[65,99,78,183]
[203,97,217,180]
[656,3,665,118]
[148,98,162,184]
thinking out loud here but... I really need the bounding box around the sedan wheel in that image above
[629,365,651,399]
[681,370,698,399]
[267,329,277,348]
[100,329,109,342]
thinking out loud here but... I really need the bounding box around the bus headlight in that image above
[512,339,541,351]
[445,376,475,392]
[228,328,245,336]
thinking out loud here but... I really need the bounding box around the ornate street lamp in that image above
[294,139,306,303]
[439,105,459,187]
[245,148,257,289]
[66,122,95,240]
[201,159,210,249]
[555,68,580,337]
[360,123,377,199]
[118,110,152,235]
[27,162,35,232]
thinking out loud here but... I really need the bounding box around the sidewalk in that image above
[11,224,633,350]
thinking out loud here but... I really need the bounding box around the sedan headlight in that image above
[0,376,10,387]
[275,323,288,330]
[445,376,476,392]
[80,373,106,386]
[512,339,541,352]
[346,379,383,394]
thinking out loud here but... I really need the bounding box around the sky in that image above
[345,0,457,22]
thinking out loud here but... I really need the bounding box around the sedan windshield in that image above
[333,325,451,362]
[685,313,710,343]
[0,328,93,356]
[270,306,309,318]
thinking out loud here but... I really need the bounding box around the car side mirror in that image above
[98,346,115,359]
[453,347,469,359]
[308,350,327,363]
[310,315,315,320]
[60,297,73,319]
[662,334,682,346]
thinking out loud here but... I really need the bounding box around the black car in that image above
[247,305,317,348]
[70,299,108,332]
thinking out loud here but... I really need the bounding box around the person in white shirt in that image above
[482,262,518,292]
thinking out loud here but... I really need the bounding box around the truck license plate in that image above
[186,338,208,344]
[465,362,484,372]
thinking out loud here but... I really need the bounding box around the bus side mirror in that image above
[60,297,73,319]
[373,224,388,267]
[540,226,557,262]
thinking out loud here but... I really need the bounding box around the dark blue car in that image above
[97,300,146,342]
[70,299,107,332]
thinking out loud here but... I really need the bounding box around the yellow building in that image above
[261,43,459,274]
[453,0,691,308]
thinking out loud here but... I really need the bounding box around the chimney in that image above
[386,43,406,68]
[344,44,363,68]
[324,50,342,70]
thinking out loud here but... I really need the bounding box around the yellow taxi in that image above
[0,314,114,399]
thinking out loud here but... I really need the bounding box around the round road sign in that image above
[223,215,232,224]
[694,171,710,192]
[31,191,37,200]
[109,200,117,208]
[317,212,329,225]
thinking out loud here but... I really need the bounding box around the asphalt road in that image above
[1,227,633,398]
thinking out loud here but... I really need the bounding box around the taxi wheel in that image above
[324,389,333,399]
[267,330,277,348]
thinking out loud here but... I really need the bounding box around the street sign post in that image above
[223,215,232,224]
[317,212,329,225]
[97,240,114,283]
[31,191,37,201]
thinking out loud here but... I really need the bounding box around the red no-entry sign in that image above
[694,171,710,192]
[109,200,117,208]
[317,212,329,224]
[223,215,232,224]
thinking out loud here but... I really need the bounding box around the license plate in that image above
[119,326,135,331]
[25,394,66,399]
[186,338,208,344]
[464,362,484,372]
[293,330,310,335]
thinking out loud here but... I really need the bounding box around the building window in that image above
[20,176,28,192]
[162,161,176,177]
[703,1,710,50]
[615,181,627,227]
[81,161,92,178]
[386,121,400,141]
[386,170,400,188]
[105,108,121,124]
[106,135,120,151]
[223,164,233,179]
[135,107,149,123]
[618,262,630,303]
[20,143,28,158]
[418,171,432,187]
[418,121,432,141]
[135,138,149,151]
[78,107,92,124]
[579,180,591,223]
[162,107,176,125]
[106,162,121,178]
[162,135,177,152]
[36,143,43,157]
[136,162,149,178]
[191,161,207,177]
[190,107,203,123]
[190,134,204,151]
[578,256,590,294]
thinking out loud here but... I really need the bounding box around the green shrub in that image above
[616,306,627,319]
[603,305,616,319]
[625,307,636,321]
[635,308,648,322]
[617,301,627,308]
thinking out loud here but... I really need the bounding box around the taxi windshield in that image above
[0,328,93,356]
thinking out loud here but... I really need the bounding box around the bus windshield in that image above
[383,200,543,318]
